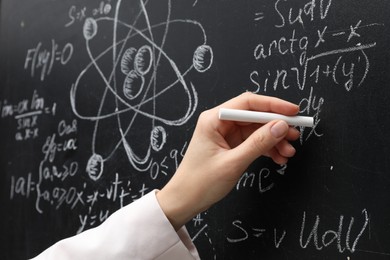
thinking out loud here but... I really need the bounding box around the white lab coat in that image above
[31,190,200,260]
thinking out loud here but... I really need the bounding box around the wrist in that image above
[156,182,198,231]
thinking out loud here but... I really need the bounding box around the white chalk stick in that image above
[219,108,314,127]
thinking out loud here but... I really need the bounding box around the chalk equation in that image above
[249,0,382,145]
[65,0,113,27]
[227,209,369,254]
[236,165,288,194]
[0,90,56,141]
[24,40,73,82]
[9,120,191,233]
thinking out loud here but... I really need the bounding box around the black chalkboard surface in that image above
[1,0,390,259]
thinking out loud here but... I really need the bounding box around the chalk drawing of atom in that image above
[70,0,213,181]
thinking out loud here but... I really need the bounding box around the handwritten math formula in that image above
[227,209,369,254]
[24,40,73,82]
[249,0,381,144]
[0,90,56,141]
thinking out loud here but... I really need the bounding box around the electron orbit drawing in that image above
[70,0,213,181]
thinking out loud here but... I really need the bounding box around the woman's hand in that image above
[157,93,300,230]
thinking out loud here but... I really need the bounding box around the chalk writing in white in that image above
[24,40,73,81]
[249,0,382,146]
[226,209,369,254]
[0,90,56,141]
[65,0,112,27]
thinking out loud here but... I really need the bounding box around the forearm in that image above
[32,191,199,260]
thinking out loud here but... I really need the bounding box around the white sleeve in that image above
[31,190,200,260]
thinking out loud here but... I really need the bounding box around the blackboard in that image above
[1,0,390,259]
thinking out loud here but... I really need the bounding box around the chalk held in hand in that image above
[219,108,314,127]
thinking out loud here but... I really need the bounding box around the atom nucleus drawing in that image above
[70,0,213,181]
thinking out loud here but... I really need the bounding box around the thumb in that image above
[232,120,289,167]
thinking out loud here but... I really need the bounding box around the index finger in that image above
[218,92,299,116]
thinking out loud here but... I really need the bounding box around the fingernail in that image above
[271,121,288,138]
